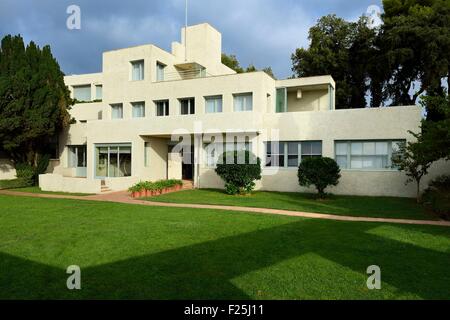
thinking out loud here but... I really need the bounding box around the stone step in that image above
[182,180,194,190]
[101,185,111,193]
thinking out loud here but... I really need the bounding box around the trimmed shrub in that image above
[15,163,35,186]
[297,157,341,198]
[128,179,183,195]
[0,178,30,190]
[215,150,262,195]
[422,175,450,220]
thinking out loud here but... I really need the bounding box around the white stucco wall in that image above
[34,23,448,197]
[39,174,101,194]
[0,159,16,180]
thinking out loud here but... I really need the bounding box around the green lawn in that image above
[0,194,449,299]
[143,189,436,221]
[9,186,93,197]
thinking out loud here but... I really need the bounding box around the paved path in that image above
[1,190,449,227]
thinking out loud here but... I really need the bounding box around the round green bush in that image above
[215,150,262,195]
[297,157,341,197]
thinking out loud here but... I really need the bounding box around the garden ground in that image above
[0,194,449,299]
[143,189,438,221]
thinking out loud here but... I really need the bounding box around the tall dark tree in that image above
[0,35,73,167]
[381,0,450,105]
[419,94,450,160]
[291,15,377,109]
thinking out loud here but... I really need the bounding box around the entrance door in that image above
[181,146,194,180]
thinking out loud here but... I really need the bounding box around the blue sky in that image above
[0,0,382,79]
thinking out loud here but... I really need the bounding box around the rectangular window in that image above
[144,142,151,167]
[73,85,91,102]
[335,140,404,170]
[265,141,285,167]
[180,98,195,115]
[233,93,253,112]
[155,100,169,116]
[95,85,102,100]
[95,144,132,178]
[132,102,145,118]
[265,141,322,168]
[156,62,165,81]
[68,145,87,168]
[205,95,223,113]
[276,87,287,113]
[205,141,252,167]
[131,60,144,81]
[111,104,123,119]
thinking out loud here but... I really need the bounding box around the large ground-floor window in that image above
[204,141,252,167]
[95,144,132,178]
[265,141,322,168]
[335,140,403,170]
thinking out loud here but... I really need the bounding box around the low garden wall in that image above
[39,174,101,194]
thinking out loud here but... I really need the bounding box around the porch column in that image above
[193,133,202,188]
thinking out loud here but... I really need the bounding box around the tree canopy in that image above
[221,53,276,79]
[291,0,450,108]
[0,34,73,166]
[291,15,377,109]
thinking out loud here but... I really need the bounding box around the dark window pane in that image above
[266,142,272,155]
[301,142,312,155]
[288,142,299,154]
[277,155,285,167]
[311,142,322,155]
[288,155,299,167]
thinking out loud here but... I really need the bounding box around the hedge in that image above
[128,179,183,193]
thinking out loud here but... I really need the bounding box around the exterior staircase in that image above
[182,180,194,190]
[100,180,112,193]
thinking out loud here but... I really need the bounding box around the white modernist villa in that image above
[12,23,446,196]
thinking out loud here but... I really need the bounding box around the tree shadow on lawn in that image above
[277,191,430,219]
[0,220,449,299]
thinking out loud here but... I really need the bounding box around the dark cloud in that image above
[0,0,382,78]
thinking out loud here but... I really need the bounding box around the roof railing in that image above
[157,68,212,82]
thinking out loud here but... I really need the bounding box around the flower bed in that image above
[128,179,183,198]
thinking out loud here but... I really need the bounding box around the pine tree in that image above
[0,35,73,167]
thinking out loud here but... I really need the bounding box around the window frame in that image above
[144,142,151,167]
[67,145,87,168]
[205,95,223,113]
[95,143,132,178]
[156,61,166,82]
[334,140,405,171]
[95,85,103,100]
[179,97,195,115]
[131,59,145,81]
[233,92,253,112]
[155,100,169,117]
[265,141,323,168]
[131,101,146,118]
[73,84,92,102]
[110,103,123,120]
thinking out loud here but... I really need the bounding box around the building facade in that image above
[30,23,446,196]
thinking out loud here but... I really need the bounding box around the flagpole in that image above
[185,0,188,61]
